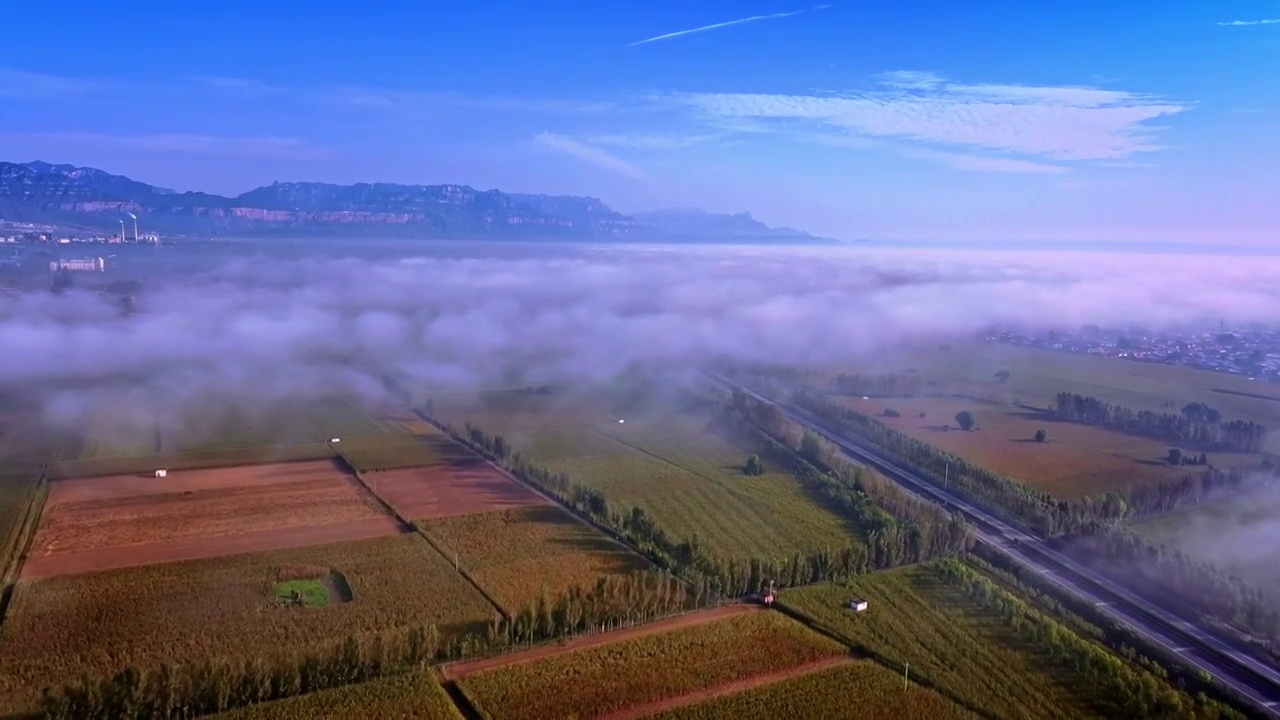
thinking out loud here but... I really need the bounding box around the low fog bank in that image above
[6,244,1280,437]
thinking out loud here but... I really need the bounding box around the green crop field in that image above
[49,441,337,479]
[647,660,978,720]
[438,394,860,561]
[458,610,846,720]
[213,671,463,720]
[781,564,1175,720]
[419,505,648,614]
[1131,492,1280,600]
[0,534,496,713]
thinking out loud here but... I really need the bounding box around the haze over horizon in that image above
[1,2,1276,248]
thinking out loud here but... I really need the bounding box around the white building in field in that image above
[49,257,105,272]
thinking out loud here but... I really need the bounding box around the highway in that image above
[707,373,1280,717]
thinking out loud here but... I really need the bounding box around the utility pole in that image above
[944,461,949,485]
[904,661,909,690]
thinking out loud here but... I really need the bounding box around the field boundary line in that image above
[0,470,49,629]
[599,655,858,720]
[440,603,759,681]
[575,422,724,487]
[342,460,510,622]
[411,410,668,579]
[413,523,511,622]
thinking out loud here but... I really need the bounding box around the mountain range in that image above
[0,161,837,244]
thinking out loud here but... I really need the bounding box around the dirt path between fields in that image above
[439,603,760,681]
[601,655,857,720]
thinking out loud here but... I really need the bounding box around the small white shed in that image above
[850,598,869,612]
[154,469,168,478]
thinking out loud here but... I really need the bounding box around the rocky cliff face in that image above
[0,161,835,243]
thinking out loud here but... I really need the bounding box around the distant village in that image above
[987,326,1280,384]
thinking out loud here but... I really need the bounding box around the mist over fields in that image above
[5,244,1280,434]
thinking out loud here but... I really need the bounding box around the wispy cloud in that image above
[664,72,1190,162]
[628,6,827,46]
[0,67,115,98]
[188,76,286,97]
[10,133,332,160]
[908,149,1070,174]
[314,86,613,115]
[1217,18,1280,26]
[532,133,650,180]
[585,133,719,150]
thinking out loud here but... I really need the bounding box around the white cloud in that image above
[874,71,945,90]
[315,86,614,115]
[1218,18,1280,26]
[533,133,651,180]
[628,7,820,46]
[665,72,1190,162]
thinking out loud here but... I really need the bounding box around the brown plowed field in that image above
[23,460,405,578]
[440,604,760,681]
[369,457,547,521]
[602,656,856,720]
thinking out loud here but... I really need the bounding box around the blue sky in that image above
[1,1,1277,245]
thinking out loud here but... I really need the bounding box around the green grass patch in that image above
[273,579,330,607]
[438,394,860,560]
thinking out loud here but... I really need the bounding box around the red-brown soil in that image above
[368,458,547,521]
[22,460,406,579]
[601,656,856,720]
[439,603,761,681]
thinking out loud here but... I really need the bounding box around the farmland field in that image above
[646,659,978,720]
[456,609,846,720]
[1130,491,1280,599]
[833,342,1280,453]
[779,565,1123,720]
[438,394,860,560]
[213,671,463,720]
[834,396,1233,499]
[22,460,405,578]
[0,534,496,712]
[420,505,648,613]
[367,457,546,521]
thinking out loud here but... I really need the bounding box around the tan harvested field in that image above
[369,459,546,521]
[456,609,846,720]
[0,534,497,713]
[212,671,464,720]
[23,460,405,578]
[838,396,1257,499]
[420,505,648,613]
[835,342,1280,453]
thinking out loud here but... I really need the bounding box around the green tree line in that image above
[1052,392,1266,453]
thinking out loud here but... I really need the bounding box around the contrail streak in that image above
[628,6,828,47]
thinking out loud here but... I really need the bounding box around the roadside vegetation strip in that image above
[456,611,846,720]
[0,534,496,712]
[211,671,464,720]
[641,659,978,720]
[779,562,1244,720]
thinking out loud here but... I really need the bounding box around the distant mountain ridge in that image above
[0,160,837,243]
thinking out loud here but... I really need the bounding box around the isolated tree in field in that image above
[954,411,976,432]
[1167,447,1183,466]
[994,370,1011,383]
[1034,428,1047,443]
[800,430,823,464]
[743,453,765,476]
[882,408,901,418]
